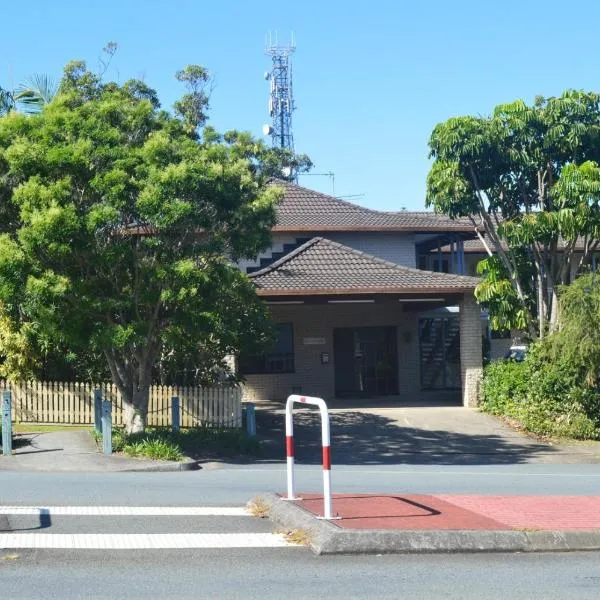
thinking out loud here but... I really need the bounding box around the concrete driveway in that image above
[255,402,600,465]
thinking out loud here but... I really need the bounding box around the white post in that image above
[285,395,297,500]
[285,394,338,519]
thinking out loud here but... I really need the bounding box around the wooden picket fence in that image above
[0,381,243,428]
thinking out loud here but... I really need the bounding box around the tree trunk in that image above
[549,289,560,332]
[123,401,146,434]
[122,368,151,434]
[537,270,545,339]
[104,348,154,434]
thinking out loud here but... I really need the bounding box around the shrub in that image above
[481,346,600,440]
[481,360,529,415]
[123,437,183,461]
[92,425,261,460]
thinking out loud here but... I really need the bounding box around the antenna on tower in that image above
[262,32,296,159]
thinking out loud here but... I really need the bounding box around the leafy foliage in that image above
[482,275,600,440]
[0,60,295,432]
[543,274,600,388]
[173,65,211,132]
[101,425,261,460]
[475,252,535,331]
[427,91,600,339]
[481,345,600,440]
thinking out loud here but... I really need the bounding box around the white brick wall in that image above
[325,233,417,267]
[459,294,483,407]
[238,232,418,274]
[237,233,298,273]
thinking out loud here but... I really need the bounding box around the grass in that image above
[0,553,21,561]
[122,437,183,461]
[247,497,271,518]
[13,424,90,433]
[277,528,312,546]
[93,425,262,462]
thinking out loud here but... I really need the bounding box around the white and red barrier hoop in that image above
[285,394,338,520]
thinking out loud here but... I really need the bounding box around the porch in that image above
[242,294,482,407]
[242,236,482,407]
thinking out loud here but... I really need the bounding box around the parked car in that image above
[504,345,528,362]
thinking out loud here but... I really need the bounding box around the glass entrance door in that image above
[419,317,461,390]
[334,326,398,397]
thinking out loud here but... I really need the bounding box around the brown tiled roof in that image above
[438,237,592,253]
[271,180,478,233]
[250,237,480,296]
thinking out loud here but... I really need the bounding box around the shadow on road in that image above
[0,509,51,533]
[256,408,556,465]
[12,435,32,450]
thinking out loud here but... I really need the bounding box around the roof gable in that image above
[250,237,480,296]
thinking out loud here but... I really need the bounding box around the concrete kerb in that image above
[119,456,202,472]
[88,431,202,472]
[262,493,600,555]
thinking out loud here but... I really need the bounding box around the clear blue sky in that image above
[2,0,600,211]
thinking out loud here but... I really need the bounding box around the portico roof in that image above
[249,237,481,296]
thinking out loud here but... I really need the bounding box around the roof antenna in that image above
[297,171,335,195]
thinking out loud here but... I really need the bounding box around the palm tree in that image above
[0,74,58,116]
[14,74,59,114]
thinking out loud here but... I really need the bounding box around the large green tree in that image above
[0,61,285,432]
[427,91,600,338]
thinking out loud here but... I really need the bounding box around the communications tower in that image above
[262,33,296,153]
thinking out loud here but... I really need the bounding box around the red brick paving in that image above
[437,495,600,530]
[297,494,506,530]
[294,493,600,530]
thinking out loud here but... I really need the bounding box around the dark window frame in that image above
[239,322,295,375]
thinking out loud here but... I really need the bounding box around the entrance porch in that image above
[241,294,482,407]
[243,237,482,406]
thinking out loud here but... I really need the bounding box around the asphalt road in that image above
[3,463,600,505]
[2,548,600,599]
[2,465,600,599]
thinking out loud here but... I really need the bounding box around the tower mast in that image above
[262,32,296,154]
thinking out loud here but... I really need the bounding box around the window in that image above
[239,323,295,374]
[491,329,511,340]
[418,256,449,272]
[434,258,449,273]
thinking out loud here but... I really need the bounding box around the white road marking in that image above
[0,506,250,516]
[0,533,296,549]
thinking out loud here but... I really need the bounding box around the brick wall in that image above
[237,233,298,273]
[325,233,417,268]
[238,232,418,275]
[459,293,483,407]
[243,302,421,402]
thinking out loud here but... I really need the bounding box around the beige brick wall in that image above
[459,293,483,407]
[243,302,421,402]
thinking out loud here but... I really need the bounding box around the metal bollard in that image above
[2,391,12,456]
[171,396,180,433]
[245,403,256,438]
[94,389,102,434]
[285,394,338,520]
[102,400,112,455]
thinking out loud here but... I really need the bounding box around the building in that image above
[238,180,483,407]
